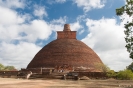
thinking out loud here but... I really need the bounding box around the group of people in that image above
[54,64,74,73]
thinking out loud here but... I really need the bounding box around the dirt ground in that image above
[0,78,133,88]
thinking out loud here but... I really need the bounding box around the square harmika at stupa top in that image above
[57,24,76,39]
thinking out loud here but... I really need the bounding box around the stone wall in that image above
[0,71,19,78]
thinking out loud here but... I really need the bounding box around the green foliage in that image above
[116,0,133,59]
[0,63,5,71]
[4,66,16,71]
[94,63,110,73]
[127,62,133,71]
[0,63,17,71]
[116,69,133,80]
[106,70,116,78]
[106,69,133,79]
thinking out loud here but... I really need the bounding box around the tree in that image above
[116,0,133,59]
[94,63,110,73]
[116,69,133,80]
[0,63,17,71]
[127,62,133,71]
[106,70,116,78]
[4,66,16,71]
[0,63,5,71]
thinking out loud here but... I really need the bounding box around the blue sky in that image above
[0,0,132,71]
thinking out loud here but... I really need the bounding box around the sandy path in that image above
[0,78,82,88]
[0,78,133,88]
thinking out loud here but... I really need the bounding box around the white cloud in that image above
[73,0,106,12]
[0,6,29,42]
[70,22,83,31]
[0,19,52,43]
[50,24,64,32]
[33,5,48,18]
[0,6,25,25]
[50,16,67,25]
[0,3,51,43]
[0,42,41,69]
[82,18,132,71]
[50,17,67,31]
[20,20,52,42]
[0,0,25,9]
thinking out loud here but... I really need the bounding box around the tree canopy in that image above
[116,0,133,59]
[94,63,110,73]
[127,62,133,71]
[0,63,5,70]
[0,63,17,71]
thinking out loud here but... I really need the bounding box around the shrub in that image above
[106,70,116,78]
[116,69,133,80]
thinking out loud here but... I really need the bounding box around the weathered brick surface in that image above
[57,31,76,39]
[27,24,104,72]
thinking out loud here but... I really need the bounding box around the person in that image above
[26,71,32,79]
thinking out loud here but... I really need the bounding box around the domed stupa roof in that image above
[27,24,104,71]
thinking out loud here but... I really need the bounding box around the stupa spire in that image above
[63,24,71,31]
[57,24,76,39]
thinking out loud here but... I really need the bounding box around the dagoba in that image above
[27,24,104,72]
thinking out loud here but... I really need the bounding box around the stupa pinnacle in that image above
[63,24,71,31]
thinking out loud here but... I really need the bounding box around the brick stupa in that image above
[27,24,104,72]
